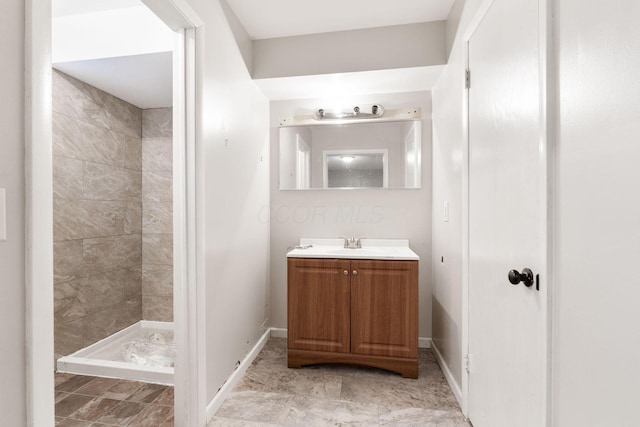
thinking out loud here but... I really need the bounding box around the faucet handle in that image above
[338,236,351,248]
[355,237,366,248]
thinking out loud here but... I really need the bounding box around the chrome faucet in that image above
[340,237,364,249]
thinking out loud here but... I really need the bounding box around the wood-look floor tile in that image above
[102,380,144,400]
[96,400,148,426]
[56,375,95,393]
[56,391,71,403]
[76,377,122,396]
[126,403,173,427]
[68,397,122,422]
[56,394,95,417]
[125,383,167,403]
[56,418,94,427]
[154,387,174,406]
[56,372,76,386]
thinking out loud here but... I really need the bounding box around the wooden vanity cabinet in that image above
[288,257,418,378]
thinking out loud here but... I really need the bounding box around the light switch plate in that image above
[443,201,449,222]
[0,188,6,241]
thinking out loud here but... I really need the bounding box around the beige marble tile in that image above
[53,71,142,138]
[54,240,83,284]
[124,135,142,171]
[378,406,468,426]
[142,202,172,234]
[83,235,142,274]
[82,299,140,346]
[54,280,86,322]
[53,71,111,129]
[142,295,173,322]
[124,203,142,234]
[142,108,173,138]
[142,264,173,296]
[340,374,425,408]
[142,138,173,172]
[122,168,142,201]
[123,297,143,326]
[142,170,172,203]
[83,162,141,202]
[53,112,125,168]
[420,378,461,412]
[142,234,173,265]
[286,397,379,427]
[54,199,125,242]
[77,270,127,313]
[208,417,281,426]
[236,367,342,400]
[55,317,85,358]
[215,391,293,425]
[82,162,128,201]
[122,265,143,300]
[102,92,142,139]
[53,156,83,199]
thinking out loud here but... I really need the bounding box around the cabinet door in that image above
[288,258,351,353]
[350,260,418,358]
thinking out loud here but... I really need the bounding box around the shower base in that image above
[57,320,174,385]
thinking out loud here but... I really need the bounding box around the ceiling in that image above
[53,0,140,17]
[225,0,455,40]
[53,0,454,106]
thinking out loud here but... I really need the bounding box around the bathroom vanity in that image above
[287,238,419,378]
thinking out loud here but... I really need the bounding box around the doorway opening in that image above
[26,0,204,425]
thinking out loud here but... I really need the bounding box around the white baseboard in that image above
[205,328,270,422]
[431,340,463,409]
[269,327,287,339]
[418,337,431,348]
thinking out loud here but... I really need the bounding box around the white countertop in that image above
[286,238,420,261]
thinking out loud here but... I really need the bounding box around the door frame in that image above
[25,1,205,426]
[459,0,554,422]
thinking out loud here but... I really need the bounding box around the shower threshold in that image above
[57,320,174,385]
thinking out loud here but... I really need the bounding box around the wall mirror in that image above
[279,120,421,190]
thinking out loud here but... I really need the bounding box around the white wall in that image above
[552,1,640,425]
[269,91,433,337]
[0,0,26,424]
[431,0,482,388]
[52,5,173,63]
[253,22,446,79]
[186,0,271,404]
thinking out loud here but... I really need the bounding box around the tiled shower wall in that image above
[141,108,173,321]
[53,70,143,359]
[53,71,174,359]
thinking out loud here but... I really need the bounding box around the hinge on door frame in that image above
[464,353,470,373]
[465,69,471,89]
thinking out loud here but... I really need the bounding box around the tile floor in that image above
[55,373,173,426]
[209,338,469,426]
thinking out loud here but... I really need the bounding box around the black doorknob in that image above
[508,268,534,287]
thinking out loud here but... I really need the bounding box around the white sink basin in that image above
[287,238,419,261]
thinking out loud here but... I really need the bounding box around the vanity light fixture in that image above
[314,104,385,121]
[340,155,355,163]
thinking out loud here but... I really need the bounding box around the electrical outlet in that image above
[0,188,6,241]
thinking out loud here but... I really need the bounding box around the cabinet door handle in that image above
[352,270,358,276]
[343,269,349,276]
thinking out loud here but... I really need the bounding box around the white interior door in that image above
[467,0,548,425]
